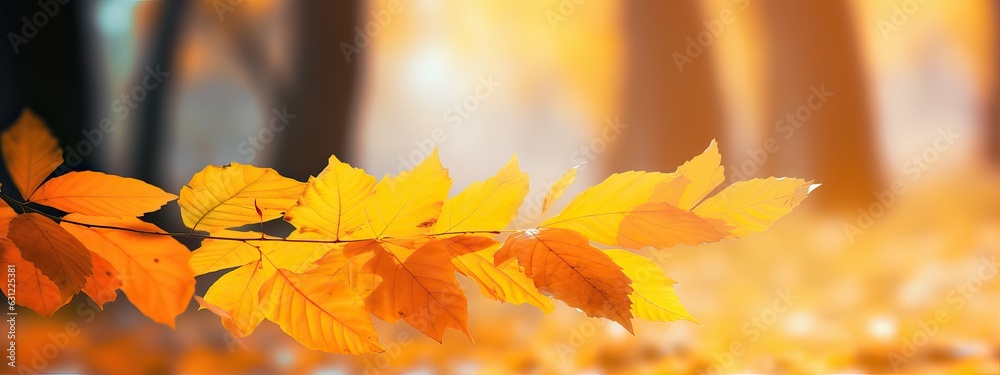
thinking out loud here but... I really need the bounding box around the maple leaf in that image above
[350,148,451,239]
[61,215,195,327]
[30,171,177,218]
[433,155,528,233]
[7,213,93,299]
[285,155,376,240]
[1,109,63,199]
[495,228,635,332]
[179,163,305,231]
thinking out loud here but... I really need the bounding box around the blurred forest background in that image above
[0,0,997,374]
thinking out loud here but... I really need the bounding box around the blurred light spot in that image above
[275,348,294,367]
[406,45,452,92]
[868,316,897,339]
[604,321,628,339]
[783,311,815,335]
[96,1,138,35]
[313,369,345,375]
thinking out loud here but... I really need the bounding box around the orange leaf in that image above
[7,213,93,299]
[495,228,635,332]
[1,109,63,199]
[30,171,177,218]
[354,240,471,342]
[82,251,123,308]
[259,266,384,354]
[0,239,67,317]
[430,236,553,312]
[616,202,730,249]
[60,215,195,327]
[0,192,17,235]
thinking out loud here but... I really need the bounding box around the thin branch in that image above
[1,192,518,245]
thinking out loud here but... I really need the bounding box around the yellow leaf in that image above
[433,155,528,233]
[285,155,376,240]
[495,228,635,332]
[693,178,818,237]
[8,213,93,299]
[61,215,195,327]
[189,230,334,275]
[673,140,725,209]
[604,250,696,323]
[259,266,384,354]
[433,236,553,312]
[0,240,67,317]
[1,109,63,199]
[354,240,471,342]
[540,171,677,246]
[352,149,450,239]
[204,260,267,338]
[179,163,305,231]
[30,171,177,218]
[541,163,580,214]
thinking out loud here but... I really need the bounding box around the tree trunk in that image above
[757,0,882,211]
[608,1,727,175]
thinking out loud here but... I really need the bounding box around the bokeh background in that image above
[1,0,998,374]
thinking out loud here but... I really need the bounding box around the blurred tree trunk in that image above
[273,0,359,181]
[134,0,188,187]
[757,0,882,211]
[608,1,726,174]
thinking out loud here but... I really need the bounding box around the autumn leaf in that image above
[82,251,123,308]
[285,155,376,240]
[351,149,451,239]
[190,230,334,275]
[693,178,819,237]
[0,240,66,317]
[540,171,677,246]
[0,191,17,235]
[672,139,725,209]
[61,215,195,327]
[604,250,696,323]
[1,109,63,199]
[259,266,384,354]
[495,228,635,332]
[616,202,730,249]
[8,213,93,299]
[179,163,305,231]
[30,171,177,218]
[433,155,528,233]
[0,114,823,357]
[431,236,553,312]
[203,260,268,338]
[541,163,580,214]
[352,240,472,342]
